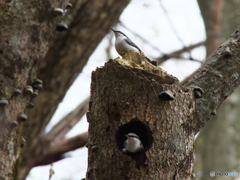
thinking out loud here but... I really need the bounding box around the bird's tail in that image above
[144,55,158,66]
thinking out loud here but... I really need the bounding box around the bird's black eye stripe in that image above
[128,135,140,139]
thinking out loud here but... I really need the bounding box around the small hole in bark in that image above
[106,126,110,132]
[188,103,192,109]
[183,88,189,93]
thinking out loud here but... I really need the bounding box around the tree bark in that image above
[87,22,240,178]
[0,0,66,179]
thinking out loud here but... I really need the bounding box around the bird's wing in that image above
[124,38,142,52]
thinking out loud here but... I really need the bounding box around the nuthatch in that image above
[111,28,153,63]
[122,133,144,153]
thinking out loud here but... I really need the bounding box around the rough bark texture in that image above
[19,0,131,179]
[185,26,240,134]
[0,0,67,179]
[87,52,195,179]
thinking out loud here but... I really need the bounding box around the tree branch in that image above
[185,26,240,134]
[19,132,88,177]
[23,0,130,145]
[47,97,89,141]
[36,132,88,166]
[155,41,206,64]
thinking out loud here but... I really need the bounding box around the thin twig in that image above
[159,0,202,61]
[36,132,88,166]
[159,0,186,46]
[155,41,206,64]
[49,163,54,180]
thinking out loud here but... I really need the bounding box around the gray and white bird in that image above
[111,28,145,57]
[122,133,144,153]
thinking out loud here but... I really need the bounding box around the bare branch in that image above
[155,41,206,64]
[185,26,240,134]
[159,0,205,62]
[159,0,186,47]
[47,97,89,141]
[36,132,88,166]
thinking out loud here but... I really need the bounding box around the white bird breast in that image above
[115,36,139,56]
[124,137,142,153]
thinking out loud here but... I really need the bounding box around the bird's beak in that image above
[110,27,115,32]
[124,134,128,138]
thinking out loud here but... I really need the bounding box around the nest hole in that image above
[116,118,153,152]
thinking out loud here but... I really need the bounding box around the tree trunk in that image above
[0,0,65,179]
[87,53,195,179]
